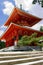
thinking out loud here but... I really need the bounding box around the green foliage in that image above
[18,33,43,47]
[40,26,43,32]
[29,33,37,39]
[32,0,37,4]
[37,42,43,47]
[21,35,29,41]
[0,41,5,49]
[32,0,43,7]
[18,33,37,46]
[41,0,43,7]
[18,35,30,46]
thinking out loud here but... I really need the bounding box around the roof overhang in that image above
[4,7,42,27]
[1,23,43,41]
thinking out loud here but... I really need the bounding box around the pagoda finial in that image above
[20,4,22,10]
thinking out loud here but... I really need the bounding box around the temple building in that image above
[0,7,43,47]
[0,23,43,47]
[4,7,41,27]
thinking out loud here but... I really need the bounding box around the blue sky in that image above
[0,0,15,26]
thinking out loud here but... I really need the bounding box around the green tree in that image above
[32,0,37,4]
[32,0,43,7]
[41,0,43,7]
[18,33,37,46]
[18,33,43,47]
[37,42,43,51]
[18,35,30,46]
[0,41,5,49]
[40,26,43,32]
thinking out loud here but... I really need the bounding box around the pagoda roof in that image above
[4,7,41,27]
[1,23,43,41]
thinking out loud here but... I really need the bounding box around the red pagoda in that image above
[0,7,43,47]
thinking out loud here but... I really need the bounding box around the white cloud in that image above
[14,0,33,11]
[3,1,14,15]
[29,3,43,18]
[0,30,4,36]
[1,25,8,28]
[0,25,7,36]
[32,20,43,30]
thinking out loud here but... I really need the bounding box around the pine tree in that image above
[32,0,37,4]
[41,0,43,7]
[40,26,43,32]
[32,0,43,7]
[0,41,5,49]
